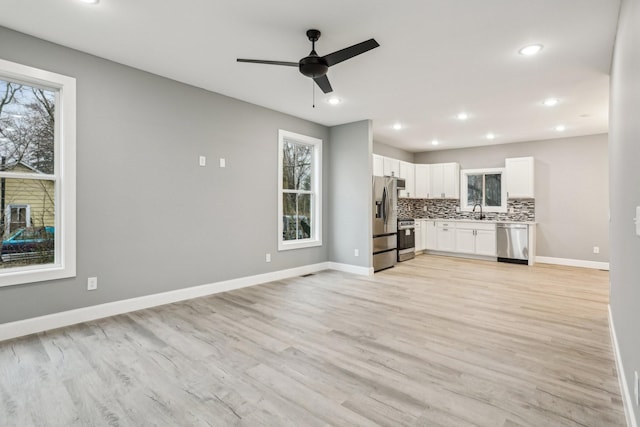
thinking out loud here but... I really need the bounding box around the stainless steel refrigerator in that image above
[372,176,398,271]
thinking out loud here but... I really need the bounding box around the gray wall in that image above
[414,134,609,263]
[0,26,331,323]
[373,141,414,163]
[329,121,372,268]
[609,0,640,423]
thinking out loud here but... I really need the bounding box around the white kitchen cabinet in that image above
[415,164,430,198]
[505,157,534,198]
[436,221,456,251]
[399,161,415,198]
[373,154,384,177]
[430,162,460,198]
[455,222,497,256]
[425,220,437,250]
[383,157,400,177]
[414,220,423,252]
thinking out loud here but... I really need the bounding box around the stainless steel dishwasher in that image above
[496,223,529,264]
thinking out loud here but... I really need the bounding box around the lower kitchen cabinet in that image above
[436,222,456,252]
[425,220,437,250]
[454,222,496,256]
[414,220,423,252]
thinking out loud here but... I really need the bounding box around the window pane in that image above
[1,178,55,267]
[282,193,298,241]
[298,193,311,239]
[282,141,296,190]
[295,144,312,191]
[0,80,55,175]
[467,174,483,205]
[485,173,502,206]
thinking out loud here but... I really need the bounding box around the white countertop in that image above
[413,218,536,225]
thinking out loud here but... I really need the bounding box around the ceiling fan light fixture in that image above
[327,96,342,105]
[519,44,543,56]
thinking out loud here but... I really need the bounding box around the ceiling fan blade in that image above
[313,75,333,94]
[237,59,298,67]
[322,39,380,67]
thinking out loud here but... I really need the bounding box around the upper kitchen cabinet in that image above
[383,157,400,177]
[415,164,430,198]
[373,154,384,177]
[399,161,415,198]
[430,162,460,198]
[505,157,535,198]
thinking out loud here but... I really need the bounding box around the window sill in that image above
[278,239,323,251]
[0,263,76,288]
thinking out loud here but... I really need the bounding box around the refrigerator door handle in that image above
[382,186,388,225]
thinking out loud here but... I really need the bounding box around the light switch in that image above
[199,156,206,167]
[219,158,226,168]
[636,207,640,236]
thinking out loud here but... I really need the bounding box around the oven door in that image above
[397,227,415,262]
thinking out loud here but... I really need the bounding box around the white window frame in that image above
[5,204,31,236]
[460,168,507,213]
[277,129,322,251]
[0,59,76,287]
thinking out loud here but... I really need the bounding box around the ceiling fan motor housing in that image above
[299,56,329,78]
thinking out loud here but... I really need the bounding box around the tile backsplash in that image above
[398,198,535,222]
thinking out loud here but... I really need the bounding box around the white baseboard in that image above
[328,262,374,276]
[536,256,610,270]
[0,261,343,342]
[609,305,638,427]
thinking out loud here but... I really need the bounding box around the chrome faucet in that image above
[472,203,485,220]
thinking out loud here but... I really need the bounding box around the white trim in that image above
[328,262,374,276]
[277,129,323,251]
[0,59,76,287]
[460,167,507,213]
[609,305,638,427]
[0,262,343,342]
[536,256,610,270]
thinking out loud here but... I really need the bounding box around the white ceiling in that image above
[0,0,621,152]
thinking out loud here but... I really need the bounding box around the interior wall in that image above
[329,121,372,268]
[0,26,330,323]
[609,0,640,423]
[414,134,609,263]
[373,141,414,163]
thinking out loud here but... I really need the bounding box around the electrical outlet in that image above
[593,246,600,254]
[265,253,271,263]
[219,158,226,168]
[354,249,359,257]
[635,370,639,406]
[87,277,97,291]
[423,206,427,212]
[199,156,206,167]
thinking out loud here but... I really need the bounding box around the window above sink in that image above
[460,168,507,213]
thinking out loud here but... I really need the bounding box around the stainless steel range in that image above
[397,218,415,262]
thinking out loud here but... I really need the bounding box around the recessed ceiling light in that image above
[393,123,402,130]
[543,98,559,107]
[555,125,566,132]
[79,0,99,4]
[486,133,496,140]
[431,140,439,146]
[457,112,469,121]
[519,44,543,56]
[327,96,342,105]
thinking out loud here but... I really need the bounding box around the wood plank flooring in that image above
[0,255,626,426]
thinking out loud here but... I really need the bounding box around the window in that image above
[278,130,322,250]
[460,168,506,213]
[0,59,76,287]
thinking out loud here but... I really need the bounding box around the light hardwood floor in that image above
[0,255,626,426]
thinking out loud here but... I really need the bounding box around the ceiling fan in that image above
[237,29,379,94]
